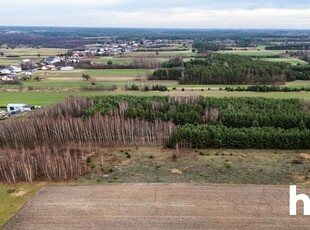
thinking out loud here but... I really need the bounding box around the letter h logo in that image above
[290,185,310,216]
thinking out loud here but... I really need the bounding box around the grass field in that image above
[121,50,196,58]
[87,58,135,65]
[260,58,307,65]
[0,69,153,90]
[77,147,310,185]
[0,183,44,228]
[286,80,310,88]
[87,57,173,65]
[2,89,310,107]
[218,50,281,57]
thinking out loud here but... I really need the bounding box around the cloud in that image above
[0,1,309,28]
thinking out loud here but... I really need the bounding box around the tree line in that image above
[266,44,310,50]
[167,125,310,149]
[225,85,310,92]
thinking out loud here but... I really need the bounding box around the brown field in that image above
[3,184,310,230]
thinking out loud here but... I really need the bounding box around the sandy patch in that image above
[170,168,183,174]
[300,153,310,160]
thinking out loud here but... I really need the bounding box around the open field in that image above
[0,48,67,65]
[285,80,310,88]
[260,58,307,65]
[87,57,172,65]
[120,50,196,58]
[3,184,310,230]
[86,57,136,65]
[0,69,153,89]
[3,90,310,107]
[218,50,282,56]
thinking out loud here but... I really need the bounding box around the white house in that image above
[45,57,61,65]
[22,59,31,63]
[60,66,74,71]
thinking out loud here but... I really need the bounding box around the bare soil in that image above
[3,184,310,230]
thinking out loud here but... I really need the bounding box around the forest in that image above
[152,54,293,84]
[1,95,310,182]
[1,95,309,148]
[192,42,232,52]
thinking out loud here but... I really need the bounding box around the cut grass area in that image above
[77,147,310,185]
[0,183,44,228]
[218,51,280,56]
[260,58,307,65]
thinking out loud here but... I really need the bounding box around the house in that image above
[45,57,61,65]
[1,74,17,81]
[69,57,80,63]
[41,66,48,71]
[60,66,74,71]
[22,59,31,63]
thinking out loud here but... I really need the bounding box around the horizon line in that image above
[0,25,310,30]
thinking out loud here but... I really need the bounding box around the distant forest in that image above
[152,54,306,85]
[0,27,310,48]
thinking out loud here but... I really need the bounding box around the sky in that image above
[0,0,310,29]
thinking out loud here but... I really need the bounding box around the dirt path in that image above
[3,184,310,230]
